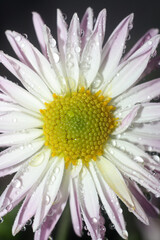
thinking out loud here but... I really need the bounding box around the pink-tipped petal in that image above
[80,9,106,88]
[89,162,127,239]
[100,14,134,85]
[0,139,44,169]
[6,31,62,95]
[34,167,70,240]
[113,106,140,134]
[57,9,68,64]
[128,181,160,218]
[33,158,64,232]
[0,112,43,131]
[103,35,160,98]
[80,7,93,50]
[0,77,44,112]
[78,167,102,240]
[70,178,82,237]
[0,129,42,147]
[135,103,160,123]
[105,146,160,196]
[0,149,50,215]
[65,13,80,91]
[115,78,160,109]
[123,28,159,61]
[0,52,52,101]
[32,12,47,57]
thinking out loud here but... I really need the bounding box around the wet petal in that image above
[101,14,134,84]
[80,9,106,88]
[70,178,82,237]
[0,77,44,112]
[0,112,43,131]
[89,162,127,239]
[33,158,64,231]
[32,12,47,57]
[0,52,52,101]
[80,7,93,50]
[103,35,160,98]
[96,156,134,209]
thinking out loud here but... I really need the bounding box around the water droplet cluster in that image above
[40,88,118,166]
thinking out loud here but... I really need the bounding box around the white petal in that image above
[89,162,127,239]
[103,35,160,98]
[0,112,43,131]
[33,158,64,231]
[0,149,50,213]
[70,178,82,237]
[0,129,43,146]
[65,13,80,91]
[100,14,134,84]
[105,146,160,195]
[32,12,47,57]
[78,166,102,240]
[0,77,44,112]
[96,156,134,209]
[135,103,160,123]
[115,78,160,109]
[0,52,52,101]
[0,139,44,169]
[80,9,106,88]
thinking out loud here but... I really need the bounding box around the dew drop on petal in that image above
[0,217,4,224]
[26,219,32,225]
[15,35,21,42]
[21,226,26,232]
[45,195,51,204]
[53,53,60,63]
[153,155,160,162]
[134,156,144,163]
[109,223,115,230]
[122,230,128,238]
[92,217,98,224]
[75,46,81,53]
[12,179,22,188]
[48,236,53,240]
[54,167,60,174]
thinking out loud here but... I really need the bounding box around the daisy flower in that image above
[0,7,160,240]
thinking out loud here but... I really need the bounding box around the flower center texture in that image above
[40,87,118,166]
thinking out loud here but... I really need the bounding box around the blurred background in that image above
[0,0,160,239]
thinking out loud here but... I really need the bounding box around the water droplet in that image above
[0,217,4,224]
[21,42,25,48]
[87,231,91,236]
[118,208,123,213]
[48,236,53,240]
[66,61,74,68]
[62,13,67,20]
[147,146,153,152]
[84,226,87,230]
[13,118,17,123]
[29,153,44,167]
[109,223,115,230]
[75,46,81,53]
[54,167,60,174]
[21,226,26,232]
[134,156,144,163]
[15,35,21,42]
[45,195,51,204]
[53,53,60,63]
[122,230,128,238]
[12,179,22,188]
[80,29,85,37]
[26,219,32,225]
[49,38,56,48]
[148,40,152,45]
[153,155,160,162]
[92,217,98,224]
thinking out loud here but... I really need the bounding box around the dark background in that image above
[0,0,160,239]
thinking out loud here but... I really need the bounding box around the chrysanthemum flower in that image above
[0,7,160,240]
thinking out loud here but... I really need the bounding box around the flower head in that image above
[0,7,160,240]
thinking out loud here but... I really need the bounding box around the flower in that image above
[0,7,160,240]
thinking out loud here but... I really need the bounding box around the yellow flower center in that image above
[40,88,118,167]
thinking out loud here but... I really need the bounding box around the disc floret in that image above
[40,88,118,166]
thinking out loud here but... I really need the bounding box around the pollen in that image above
[40,88,118,166]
